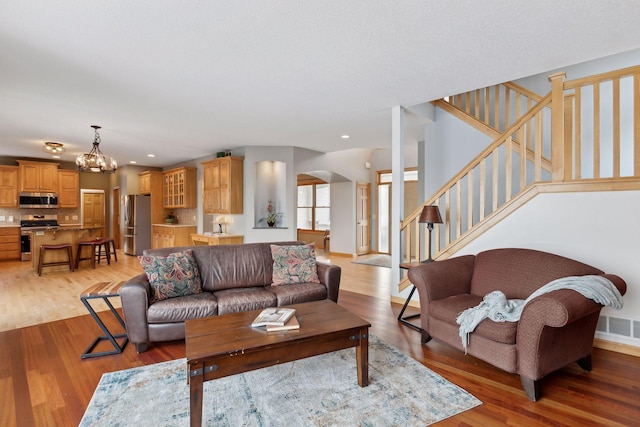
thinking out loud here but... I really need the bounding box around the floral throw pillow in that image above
[270,243,321,286]
[139,249,203,303]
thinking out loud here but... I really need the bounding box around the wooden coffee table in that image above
[185,299,371,427]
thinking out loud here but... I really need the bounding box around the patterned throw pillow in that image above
[270,243,321,286]
[139,249,203,303]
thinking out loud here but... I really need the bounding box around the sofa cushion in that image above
[215,287,278,315]
[139,249,203,303]
[270,243,320,285]
[266,282,327,306]
[430,294,518,345]
[147,292,218,323]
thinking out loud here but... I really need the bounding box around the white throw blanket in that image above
[456,275,623,352]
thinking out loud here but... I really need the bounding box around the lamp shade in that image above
[418,205,443,224]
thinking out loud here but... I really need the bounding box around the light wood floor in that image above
[1,251,639,426]
[0,250,390,332]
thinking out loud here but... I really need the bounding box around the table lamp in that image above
[418,205,443,262]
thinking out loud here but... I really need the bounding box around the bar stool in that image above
[38,243,74,276]
[76,238,108,269]
[101,237,118,263]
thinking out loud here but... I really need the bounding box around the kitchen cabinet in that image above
[151,225,196,249]
[0,166,18,207]
[139,171,166,224]
[58,170,79,208]
[18,160,59,192]
[191,233,244,246]
[201,156,243,214]
[162,167,196,208]
[0,227,20,260]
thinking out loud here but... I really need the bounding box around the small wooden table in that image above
[185,300,370,427]
[80,281,128,359]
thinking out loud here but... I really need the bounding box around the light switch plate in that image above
[72,215,78,220]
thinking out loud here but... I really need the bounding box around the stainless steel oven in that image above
[20,231,31,261]
[19,214,60,261]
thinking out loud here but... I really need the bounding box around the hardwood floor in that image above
[1,251,639,426]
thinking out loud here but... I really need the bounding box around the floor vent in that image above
[598,315,637,338]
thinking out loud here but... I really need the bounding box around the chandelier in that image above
[76,125,117,173]
[42,141,65,158]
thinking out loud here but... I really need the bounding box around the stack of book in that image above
[251,307,300,332]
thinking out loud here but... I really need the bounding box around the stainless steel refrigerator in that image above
[123,195,151,256]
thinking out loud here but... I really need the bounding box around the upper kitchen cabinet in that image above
[202,156,243,214]
[18,160,59,192]
[139,170,163,195]
[163,167,196,209]
[0,166,19,207]
[58,170,79,208]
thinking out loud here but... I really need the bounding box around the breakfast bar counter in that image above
[29,226,106,273]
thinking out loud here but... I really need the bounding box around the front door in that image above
[356,183,370,255]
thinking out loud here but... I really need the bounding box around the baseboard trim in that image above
[593,338,640,357]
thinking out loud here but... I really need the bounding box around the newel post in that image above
[548,72,567,182]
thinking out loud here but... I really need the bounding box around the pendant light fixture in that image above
[76,125,117,173]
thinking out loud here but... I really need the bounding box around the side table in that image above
[398,261,427,332]
[80,281,129,359]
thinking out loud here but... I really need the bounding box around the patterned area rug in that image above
[80,336,481,426]
[352,255,392,268]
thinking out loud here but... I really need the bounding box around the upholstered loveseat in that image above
[407,248,626,401]
[120,241,341,353]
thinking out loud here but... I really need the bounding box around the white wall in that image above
[452,190,640,347]
[329,182,356,254]
[240,146,298,243]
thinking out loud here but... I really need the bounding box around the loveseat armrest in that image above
[120,273,151,347]
[407,255,475,302]
[317,261,341,302]
[517,273,627,380]
[519,273,627,330]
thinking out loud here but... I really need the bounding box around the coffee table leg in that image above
[356,327,369,387]
[189,362,204,427]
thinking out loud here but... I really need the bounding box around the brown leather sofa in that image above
[120,241,341,352]
[407,248,626,401]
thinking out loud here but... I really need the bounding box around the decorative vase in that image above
[166,217,175,224]
[267,220,276,228]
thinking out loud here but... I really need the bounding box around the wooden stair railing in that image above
[398,64,640,292]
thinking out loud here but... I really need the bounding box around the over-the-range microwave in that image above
[19,192,59,209]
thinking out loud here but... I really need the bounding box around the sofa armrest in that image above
[120,273,151,345]
[317,261,341,302]
[407,255,475,302]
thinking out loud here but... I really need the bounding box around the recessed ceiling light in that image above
[147,154,155,158]
[129,160,137,164]
[341,135,350,139]
[52,155,61,159]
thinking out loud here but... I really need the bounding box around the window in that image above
[297,182,330,231]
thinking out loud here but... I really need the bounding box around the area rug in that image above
[80,335,481,426]
[352,254,391,268]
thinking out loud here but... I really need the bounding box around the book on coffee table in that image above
[265,316,300,332]
[251,307,296,328]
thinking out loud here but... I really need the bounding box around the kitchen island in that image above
[29,226,106,273]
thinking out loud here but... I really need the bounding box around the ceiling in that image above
[2,1,640,168]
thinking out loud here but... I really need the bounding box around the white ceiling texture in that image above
[2,1,640,168]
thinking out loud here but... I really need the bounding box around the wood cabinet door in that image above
[20,163,40,191]
[0,166,18,207]
[39,164,59,192]
[58,170,79,208]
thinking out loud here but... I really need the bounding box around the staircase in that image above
[398,65,640,291]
